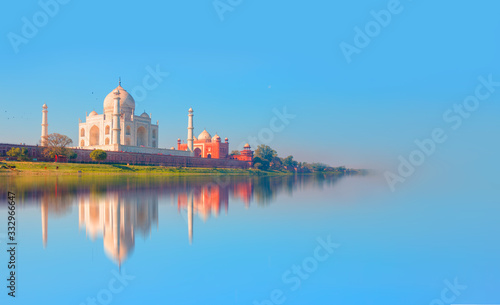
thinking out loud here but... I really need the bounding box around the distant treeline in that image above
[231,144,363,174]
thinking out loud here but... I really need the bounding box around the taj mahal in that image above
[32,80,254,165]
[75,80,193,156]
[13,79,256,167]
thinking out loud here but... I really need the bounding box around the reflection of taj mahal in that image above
[77,194,158,266]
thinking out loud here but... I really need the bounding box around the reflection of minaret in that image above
[188,192,193,244]
[41,196,48,248]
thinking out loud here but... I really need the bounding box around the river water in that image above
[0,173,498,305]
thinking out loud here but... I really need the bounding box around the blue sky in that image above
[0,0,499,169]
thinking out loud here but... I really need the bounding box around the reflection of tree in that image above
[0,173,354,208]
[0,172,362,263]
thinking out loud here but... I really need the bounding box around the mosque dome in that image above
[103,85,135,114]
[244,143,251,148]
[89,110,98,116]
[212,134,220,141]
[198,129,212,141]
[140,112,149,118]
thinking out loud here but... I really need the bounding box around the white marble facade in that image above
[78,83,159,149]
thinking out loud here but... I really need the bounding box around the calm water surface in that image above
[0,173,498,305]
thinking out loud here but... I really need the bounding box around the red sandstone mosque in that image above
[176,108,253,164]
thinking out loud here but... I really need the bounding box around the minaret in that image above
[112,89,121,145]
[41,104,48,146]
[187,108,194,151]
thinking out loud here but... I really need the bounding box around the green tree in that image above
[90,150,107,163]
[252,156,269,170]
[310,162,328,172]
[270,157,282,170]
[6,147,31,161]
[42,133,74,159]
[68,149,78,160]
[229,150,241,156]
[254,145,277,162]
[6,148,20,158]
[282,155,298,169]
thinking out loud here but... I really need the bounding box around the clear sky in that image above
[0,0,499,169]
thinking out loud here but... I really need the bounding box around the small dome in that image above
[212,134,220,141]
[140,112,149,118]
[224,137,228,141]
[170,147,175,150]
[89,111,98,116]
[42,104,48,109]
[244,143,251,148]
[188,107,193,112]
[193,136,198,141]
[198,129,212,141]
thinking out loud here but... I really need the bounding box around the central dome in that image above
[198,129,212,141]
[103,85,135,114]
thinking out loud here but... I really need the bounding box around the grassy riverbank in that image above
[0,161,288,176]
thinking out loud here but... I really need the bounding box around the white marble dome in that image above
[198,129,212,141]
[103,85,135,114]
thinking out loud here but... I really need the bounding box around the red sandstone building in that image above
[177,130,254,166]
[177,130,228,159]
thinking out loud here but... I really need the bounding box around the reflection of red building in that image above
[232,179,253,208]
[177,184,229,220]
[178,130,229,159]
[177,180,253,244]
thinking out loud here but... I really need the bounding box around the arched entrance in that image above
[89,126,100,146]
[137,126,147,146]
[194,148,202,157]
[207,154,212,159]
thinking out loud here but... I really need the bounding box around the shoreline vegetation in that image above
[0,161,366,176]
[2,143,367,176]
